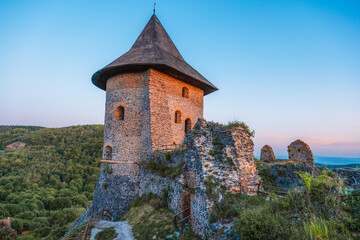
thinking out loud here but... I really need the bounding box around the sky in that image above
[0,0,359,158]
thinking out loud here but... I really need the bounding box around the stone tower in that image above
[91,14,218,218]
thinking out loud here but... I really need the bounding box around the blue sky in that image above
[0,0,359,158]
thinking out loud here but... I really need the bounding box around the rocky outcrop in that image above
[185,119,261,237]
[6,141,26,149]
[71,119,261,238]
[260,145,276,162]
[333,168,360,189]
[139,119,262,238]
[288,140,315,166]
[139,151,186,215]
[258,162,319,189]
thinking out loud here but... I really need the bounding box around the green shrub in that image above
[123,198,175,240]
[209,149,217,157]
[130,193,167,209]
[165,151,171,161]
[233,208,290,240]
[15,211,35,220]
[4,204,24,216]
[50,197,72,210]
[95,227,118,240]
[0,222,16,240]
[72,194,88,207]
[47,225,68,240]
[141,159,184,179]
[303,216,350,240]
[11,218,24,232]
[221,121,255,137]
[103,163,113,175]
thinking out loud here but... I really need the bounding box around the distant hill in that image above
[315,163,360,170]
[0,125,103,239]
[256,155,360,169]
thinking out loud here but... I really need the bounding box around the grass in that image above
[203,171,358,239]
[141,159,185,179]
[123,193,201,240]
[221,120,255,137]
[94,227,118,240]
[171,147,186,153]
[123,193,174,239]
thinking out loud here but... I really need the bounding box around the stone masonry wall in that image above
[149,69,204,149]
[139,151,186,214]
[288,139,315,167]
[91,71,153,220]
[333,168,360,189]
[260,145,276,163]
[104,71,153,163]
[185,119,262,237]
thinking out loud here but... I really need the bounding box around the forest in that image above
[0,125,103,239]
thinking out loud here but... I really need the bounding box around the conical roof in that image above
[92,14,218,95]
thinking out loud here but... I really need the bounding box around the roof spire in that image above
[153,1,156,15]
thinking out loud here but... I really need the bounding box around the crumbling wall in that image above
[185,119,262,237]
[139,151,186,215]
[333,168,360,189]
[288,140,315,166]
[258,162,319,189]
[260,145,276,162]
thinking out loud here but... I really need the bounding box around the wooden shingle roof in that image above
[92,14,218,95]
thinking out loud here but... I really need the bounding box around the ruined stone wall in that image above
[139,151,186,214]
[260,145,276,162]
[288,140,315,167]
[333,168,360,189]
[185,119,262,237]
[149,69,204,149]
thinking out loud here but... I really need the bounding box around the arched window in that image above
[116,106,125,120]
[175,110,181,123]
[104,146,112,160]
[182,87,189,98]
[185,118,192,134]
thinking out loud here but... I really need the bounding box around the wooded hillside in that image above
[0,125,103,239]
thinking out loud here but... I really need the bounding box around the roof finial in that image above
[153,1,156,15]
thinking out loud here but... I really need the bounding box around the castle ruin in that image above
[91,14,217,219]
[71,14,262,237]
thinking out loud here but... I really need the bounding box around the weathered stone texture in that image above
[6,141,26,149]
[104,71,153,163]
[333,168,360,189]
[93,164,141,220]
[139,151,186,220]
[260,145,276,162]
[149,69,204,149]
[88,69,206,224]
[258,162,319,189]
[184,119,262,237]
[288,139,315,166]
